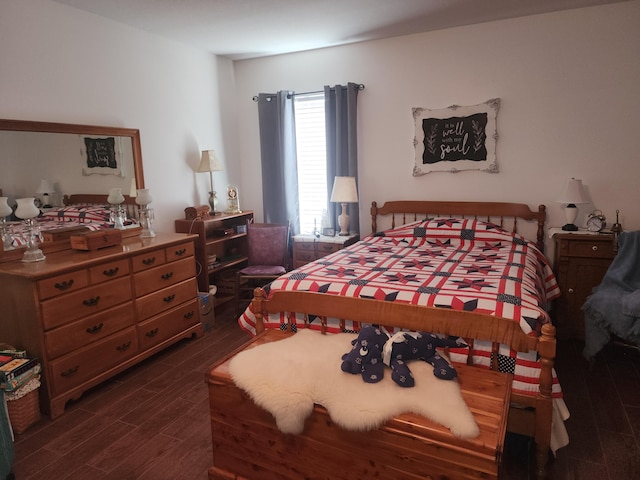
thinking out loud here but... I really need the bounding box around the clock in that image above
[586,210,607,232]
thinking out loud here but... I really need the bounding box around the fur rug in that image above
[229,330,479,439]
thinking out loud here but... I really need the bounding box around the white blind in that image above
[294,92,327,235]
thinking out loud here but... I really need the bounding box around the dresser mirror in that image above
[0,119,145,204]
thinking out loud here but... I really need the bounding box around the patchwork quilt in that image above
[238,217,562,398]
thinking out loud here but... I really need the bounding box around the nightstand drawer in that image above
[315,242,343,256]
[567,239,614,258]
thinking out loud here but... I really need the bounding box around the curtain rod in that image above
[252,83,364,102]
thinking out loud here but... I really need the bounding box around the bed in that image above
[225,200,569,478]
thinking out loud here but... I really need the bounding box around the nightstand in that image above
[552,232,616,339]
[293,234,359,268]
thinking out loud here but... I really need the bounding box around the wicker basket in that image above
[7,388,41,434]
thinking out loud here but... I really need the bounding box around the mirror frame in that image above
[0,118,145,190]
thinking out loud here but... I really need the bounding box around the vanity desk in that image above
[0,232,203,418]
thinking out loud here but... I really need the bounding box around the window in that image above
[294,92,327,235]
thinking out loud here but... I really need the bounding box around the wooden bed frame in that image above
[208,200,556,479]
[63,193,139,221]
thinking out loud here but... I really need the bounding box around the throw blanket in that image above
[583,231,640,360]
[229,330,480,439]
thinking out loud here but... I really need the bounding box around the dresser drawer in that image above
[41,276,133,330]
[136,278,198,321]
[315,242,343,257]
[294,250,317,264]
[89,258,130,284]
[44,303,136,359]
[567,238,615,258]
[165,241,194,262]
[137,299,200,350]
[48,326,138,396]
[38,270,89,300]
[131,249,166,272]
[295,242,315,253]
[133,256,196,297]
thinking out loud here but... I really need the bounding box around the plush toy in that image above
[383,331,466,387]
[340,325,388,383]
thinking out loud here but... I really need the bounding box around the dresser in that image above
[292,234,359,268]
[553,232,615,339]
[0,232,202,418]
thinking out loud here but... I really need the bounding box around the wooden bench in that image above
[206,289,534,479]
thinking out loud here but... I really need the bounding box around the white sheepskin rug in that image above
[228,330,479,439]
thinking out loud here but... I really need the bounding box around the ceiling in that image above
[52,0,626,60]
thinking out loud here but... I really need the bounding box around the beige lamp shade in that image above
[330,176,358,203]
[198,150,224,173]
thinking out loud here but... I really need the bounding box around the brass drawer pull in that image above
[103,267,120,277]
[61,366,79,377]
[55,280,74,291]
[163,294,176,303]
[145,328,159,338]
[86,323,104,334]
[184,310,195,320]
[142,257,156,266]
[82,296,100,307]
[161,272,174,280]
[117,341,132,351]
[175,248,187,256]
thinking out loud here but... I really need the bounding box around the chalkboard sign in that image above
[413,98,500,176]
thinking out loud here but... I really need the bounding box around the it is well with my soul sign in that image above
[422,112,488,164]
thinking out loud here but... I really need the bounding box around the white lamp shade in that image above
[15,198,40,219]
[198,150,224,173]
[107,188,125,205]
[35,179,53,194]
[0,197,12,218]
[135,189,153,206]
[556,178,587,205]
[330,176,358,203]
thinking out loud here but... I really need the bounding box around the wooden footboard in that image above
[208,289,555,479]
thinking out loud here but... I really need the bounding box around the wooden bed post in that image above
[251,287,267,334]
[370,201,379,234]
[535,323,556,479]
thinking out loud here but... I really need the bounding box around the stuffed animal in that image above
[383,331,466,387]
[340,325,388,383]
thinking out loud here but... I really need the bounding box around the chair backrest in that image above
[246,222,290,268]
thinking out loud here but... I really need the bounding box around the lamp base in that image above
[22,247,46,263]
[561,224,579,231]
[337,203,350,236]
[208,191,220,216]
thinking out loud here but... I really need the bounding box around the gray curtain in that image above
[257,91,300,234]
[325,83,360,234]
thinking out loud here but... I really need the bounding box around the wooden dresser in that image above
[0,232,203,418]
[553,232,615,339]
[292,234,359,268]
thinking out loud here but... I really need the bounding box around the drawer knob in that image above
[55,280,74,291]
[82,296,100,307]
[592,245,599,251]
[103,267,120,277]
[145,328,159,338]
[86,323,104,334]
[163,294,176,303]
[117,341,132,351]
[161,272,174,280]
[184,310,195,320]
[568,288,575,294]
[142,257,156,266]
[61,366,79,377]
[175,248,187,256]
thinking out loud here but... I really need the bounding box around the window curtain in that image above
[257,91,300,234]
[325,82,360,234]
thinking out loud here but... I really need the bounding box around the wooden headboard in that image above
[370,200,547,253]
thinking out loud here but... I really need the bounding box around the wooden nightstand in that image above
[552,232,616,339]
[293,234,359,268]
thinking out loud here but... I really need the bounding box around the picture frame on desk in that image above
[322,228,335,237]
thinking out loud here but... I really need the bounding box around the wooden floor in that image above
[10,308,640,480]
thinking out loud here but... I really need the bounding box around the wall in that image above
[233,1,640,252]
[0,0,237,232]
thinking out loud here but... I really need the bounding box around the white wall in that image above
[0,0,236,232]
[233,1,640,252]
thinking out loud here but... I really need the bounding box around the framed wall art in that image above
[81,135,125,177]
[412,98,500,176]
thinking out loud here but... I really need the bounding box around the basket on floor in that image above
[6,388,40,435]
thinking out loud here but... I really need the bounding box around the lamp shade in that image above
[14,198,40,220]
[556,178,587,205]
[135,189,153,206]
[330,176,358,203]
[198,150,224,173]
[35,179,53,194]
[107,188,125,205]
[0,197,12,218]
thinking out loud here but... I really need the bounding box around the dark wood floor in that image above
[10,309,640,479]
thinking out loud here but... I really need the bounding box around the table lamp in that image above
[36,179,54,208]
[107,187,126,229]
[0,197,14,250]
[135,188,156,238]
[198,150,224,215]
[15,197,45,262]
[330,176,358,236]
[556,177,587,231]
